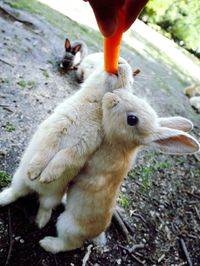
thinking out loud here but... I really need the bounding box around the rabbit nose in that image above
[61,60,72,69]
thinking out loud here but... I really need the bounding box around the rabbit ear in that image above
[133,68,141,77]
[158,117,193,132]
[73,44,82,54]
[150,128,200,154]
[65,38,71,51]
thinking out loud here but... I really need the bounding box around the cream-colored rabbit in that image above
[76,52,104,82]
[40,89,199,253]
[0,59,133,228]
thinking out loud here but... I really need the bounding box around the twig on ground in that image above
[118,244,145,265]
[5,207,14,266]
[116,210,135,236]
[131,212,147,225]
[53,254,58,266]
[157,254,165,263]
[179,238,193,266]
[0,58,14,67]
[82,244,93,266]
[130,253,145,265]
[0,104,13,113]
[183,190,200,200]
[112,210,130,241]
[118,243,145,253]
[194,206,200,221]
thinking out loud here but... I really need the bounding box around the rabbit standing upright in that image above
[0,59,133,229]
[40,73,199,253]
[60,38,88,70]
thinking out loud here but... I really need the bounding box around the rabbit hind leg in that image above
[36,194,62,228]
[0,169,31,206]
[40,211,84,253]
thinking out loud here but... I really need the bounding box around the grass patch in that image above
[118,193,129,209]
[40,69,49,78]
[5,0,102,48]
[129,154,172,193]
[3,121,16,132]
[0,171,11,188]
[17,79,26,88]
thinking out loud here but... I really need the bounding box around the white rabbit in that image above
[60,38,88,70]
[0,59,134,229]
[76,52,104,81]
[40,88,199,253]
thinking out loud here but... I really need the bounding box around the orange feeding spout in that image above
[104,9,125,74]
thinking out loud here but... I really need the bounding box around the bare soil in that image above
[0,1,200,265]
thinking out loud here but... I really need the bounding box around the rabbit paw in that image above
[39,165,62,183]
[40,237,66,253]
[0,188,16,206]
[39,170,58,183]
[36,208,52,228]
[27,165,42,180]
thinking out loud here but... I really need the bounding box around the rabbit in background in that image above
[184,83,200,113]
[0,59,134,229]
[40,86,199,253]
[60,38,88,70]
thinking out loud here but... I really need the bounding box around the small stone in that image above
[116,258,122,265]
[15,236,21,241]
[121,187,126,193]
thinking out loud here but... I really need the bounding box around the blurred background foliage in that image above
[139,0,200,57]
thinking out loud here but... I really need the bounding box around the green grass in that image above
[17,79,26,88]
[0,171,11,188]
[5,0,102,48]
[118,193,129,209]
[129,154,172,193]
[3,121,16,132]
[40,69,49,78]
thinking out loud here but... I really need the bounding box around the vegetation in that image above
[129,154,172,193]
[118,193,129,209]
[140,0,200,56]
[3,121,16,132]
[0,171,11,188]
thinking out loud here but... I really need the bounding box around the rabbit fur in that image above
[0,59,134,228]
[40,85,200,253]
[61,38,88,70]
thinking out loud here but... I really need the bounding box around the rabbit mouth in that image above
[61,60,73,69]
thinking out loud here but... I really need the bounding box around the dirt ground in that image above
[0,1,200,265]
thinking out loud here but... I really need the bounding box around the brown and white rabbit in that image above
[0,59,133,228]
[60,38,88,70]
[40,87,199,253]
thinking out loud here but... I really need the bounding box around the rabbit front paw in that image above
[27,164,42,180]
[39,167,59,183]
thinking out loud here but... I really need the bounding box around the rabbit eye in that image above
[127,114,138,126]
